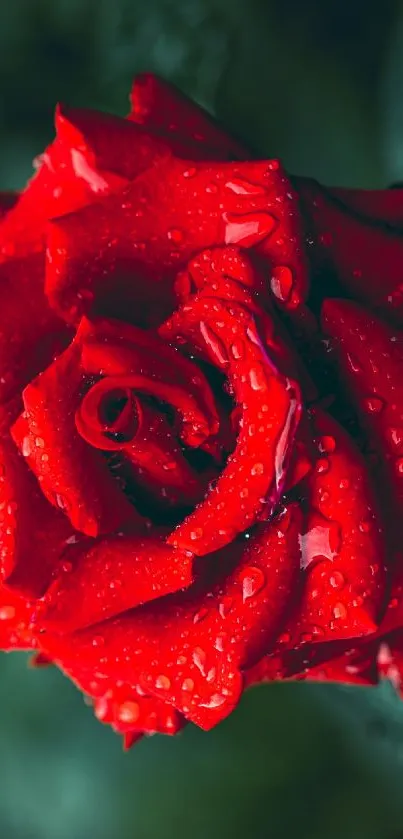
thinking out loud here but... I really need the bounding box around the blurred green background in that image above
[2,1,403,837]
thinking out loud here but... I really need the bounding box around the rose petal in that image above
[129,73,246,159]
[321,299,403,539]
[282,409,385,646]
[45,159,307,324]
[42,535,195,632]
[12,320,144,537]
[162,294,301,554]
[0,427,75,596]
[0,253,70,404]
[40,503,302,730]
[300,179,403,323]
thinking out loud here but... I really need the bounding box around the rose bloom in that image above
[0,73,402,747]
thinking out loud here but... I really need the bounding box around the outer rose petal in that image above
[0,585,38,651]
[280,409,385,646]
[42,535,195,632]
[321,299,403,538]
[0,253,70,404]
[40,504,302,731]
[129,73,247,159]
[12,319,143,537]
[299,179,403,323]
[45,158,308,324]
[322,185,403,229]
[0,415,75,596]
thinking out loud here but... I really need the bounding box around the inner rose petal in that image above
[76,377,211,510]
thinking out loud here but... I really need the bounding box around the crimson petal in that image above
[321,299,403,540]
[12,320,144,537]
[162,293,301,554]
[40,503,302,730]
[42,535,194,632]
[129,73,246,159]
[45,159,307,324]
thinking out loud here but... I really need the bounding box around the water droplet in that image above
[270,266,293,303]
[167,228,183,244]
[317,435,336,454]
[200,322,229,365]
[396,457,403,476]
[223,211,276,247]
[251,462,264,476]
[230,339,245,360]
[218,596,233,618]
[192,647,207,674]
[199,693,226,709]
[181,678,194,691]
[249,364,267,391]
[22,437,32,457]
[190,527,203,541]
[117,701,140,724]
[267,160,280,171]
[94,698,109,721]
[387,427,403,448]
[214,632,227,652]
[162,461,177,471]
[224,178,266,195]
[183,167,196,178]
[358,519,371,533]
[299,511,341,569]
[363,395,385,414]
[176,655,187,665]
[155,674,171,690]
[346,353,362,373]
[316,458,330,474]
[0,605,16,620]
[193,607,209,624]
[332,602,347,620]
[239,567,266,603]
[205,183,218,194]
[329,571,345,590]
[35,437,45,449]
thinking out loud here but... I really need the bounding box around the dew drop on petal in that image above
[332,602,347,620]
[0,605,16,620]
[362,395,385,414]
[270,265,294,303]
[182,678,194,692]
[190,527,203,541]
[396,457,403,476]
[251,462,264,476]
[192,646,207,674]
[22,437,32,457]
[167,228,184,244]
[155,675,171,690]
[329,571,345,590]
[117,701,140,724]
[239,566,266,602]
[218,596,233,618]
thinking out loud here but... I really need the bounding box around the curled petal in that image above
[40,503,302,730]
[163,294,301,554]
[42,535,195,632]
[45,159,307,324]
[321,299,403,537]
[12,320,143,537]
[129,73,246,159]
[76,382,208,509]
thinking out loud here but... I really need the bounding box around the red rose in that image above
[0,74,402,748]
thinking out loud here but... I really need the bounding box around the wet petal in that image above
[12,320,143,537]
[162,293,300,554]
[321,299,403,539]
[42,535,195,632]
[45,158,307,324]
[129,72,246,159]
[40,503,302,730]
